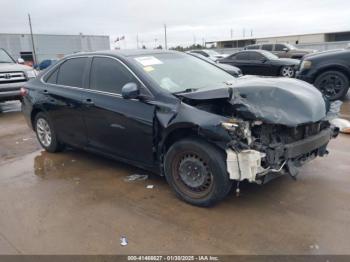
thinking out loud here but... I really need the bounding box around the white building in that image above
[0,33,110,64]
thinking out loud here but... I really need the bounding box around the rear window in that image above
[57,58,87,88]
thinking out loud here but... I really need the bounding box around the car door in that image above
[222,52,251,74]
[82,56,155,165]
[248,52,273,76]
[43,57,89,148]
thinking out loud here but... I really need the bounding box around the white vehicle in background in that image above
[0,48,37,102]
[188,49,229,61]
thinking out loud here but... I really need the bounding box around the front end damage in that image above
[172,77,340,185]
[224,119,338,184]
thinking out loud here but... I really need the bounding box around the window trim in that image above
[41,55,154,99]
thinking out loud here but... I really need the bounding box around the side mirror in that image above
[121,82,140,99]
[282,47,289,52]
[17,58,25,64]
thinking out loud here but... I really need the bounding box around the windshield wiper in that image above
[173,88,198,94]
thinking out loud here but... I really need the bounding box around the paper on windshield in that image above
[134,56,163,66]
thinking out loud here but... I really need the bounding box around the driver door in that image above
[82,56,155,164]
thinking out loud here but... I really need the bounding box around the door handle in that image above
[83,98,94,106]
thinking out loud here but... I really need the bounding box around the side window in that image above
[275,44,286,51]
[90,57,137,94]
[249,52,264,60]
[45,68,59,84]
[235,52,250,60]
[57,58,87,88]
[261,44,273,51]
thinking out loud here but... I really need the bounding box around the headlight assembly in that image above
[300,60,312,70]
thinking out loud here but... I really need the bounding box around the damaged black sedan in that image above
[21,50,339,207]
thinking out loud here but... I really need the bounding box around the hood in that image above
[177,77,327,126]
[0,63,32,72]
[303,49,349,60]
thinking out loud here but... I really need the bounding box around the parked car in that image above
[22,50,338,206]
[35,59,58,71]
[0,48,37,102]
[188,49,229,61]
[187,52,242,77]
[219,50,300,77]
[244,43,314,59]
[297,49,350,100]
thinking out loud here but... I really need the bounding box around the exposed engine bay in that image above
[175,78,340,184]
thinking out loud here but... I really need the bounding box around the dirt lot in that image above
[0,98,349,255]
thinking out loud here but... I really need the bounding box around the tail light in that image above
[20,87,28,97]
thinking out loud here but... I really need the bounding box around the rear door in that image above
[82,56,155,164]
[44,57,89,147]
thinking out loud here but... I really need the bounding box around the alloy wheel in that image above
[318,73,345,99]
[36,118,52,147]
[281,66,294,77]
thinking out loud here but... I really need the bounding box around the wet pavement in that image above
[0,100,349,255]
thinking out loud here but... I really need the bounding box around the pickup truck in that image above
[0,48,37,102]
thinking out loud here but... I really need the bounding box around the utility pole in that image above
[243,28,245,38]
[136,33,139,49]
[164,24,168,50]
[28,14,37,65]
[250,29,253,37]
[230,28,233,39]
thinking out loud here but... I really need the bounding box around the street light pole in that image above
[28,14,38,65]
[164,24,168,50]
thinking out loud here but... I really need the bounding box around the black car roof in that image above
[67,49,178,59]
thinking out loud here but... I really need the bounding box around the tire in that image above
[34,112,63,153]
[280,66,295,78]
[314,70,349,101]
[164,138,233,207]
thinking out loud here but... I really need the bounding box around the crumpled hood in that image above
[178,77,327,126]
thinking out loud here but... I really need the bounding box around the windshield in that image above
[204,50,220,56]
[285,43,296,50]
[133,53,235,93]
[260,50,279,60]
[0,49,15,63]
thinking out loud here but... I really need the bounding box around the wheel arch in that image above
[314,65,350,82]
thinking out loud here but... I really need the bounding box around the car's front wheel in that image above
[280,66,295,78]
[164,138,233,207]
[34,112,63,152]
[314,70,349,100]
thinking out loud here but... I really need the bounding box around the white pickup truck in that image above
[0,48,37,102]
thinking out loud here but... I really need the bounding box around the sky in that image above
[1,0,350,49]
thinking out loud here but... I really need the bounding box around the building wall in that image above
[257,33,325,44]
[0,34,110,63]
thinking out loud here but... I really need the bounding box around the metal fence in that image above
[214,40,350,54]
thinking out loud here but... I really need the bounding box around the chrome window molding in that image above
[40,55,154,99]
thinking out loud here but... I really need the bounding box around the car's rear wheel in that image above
[280,66,295,78]
[314,70,349,100]
[34,112,63,152]
[164,138,233,207]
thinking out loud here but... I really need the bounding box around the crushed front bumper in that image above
[227,127,336,183]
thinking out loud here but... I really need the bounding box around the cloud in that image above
[1,0,350,48]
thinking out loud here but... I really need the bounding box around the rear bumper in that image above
[0,82,26,101]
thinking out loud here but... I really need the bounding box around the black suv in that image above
[297,49,350,100]
[22,50,338,206]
